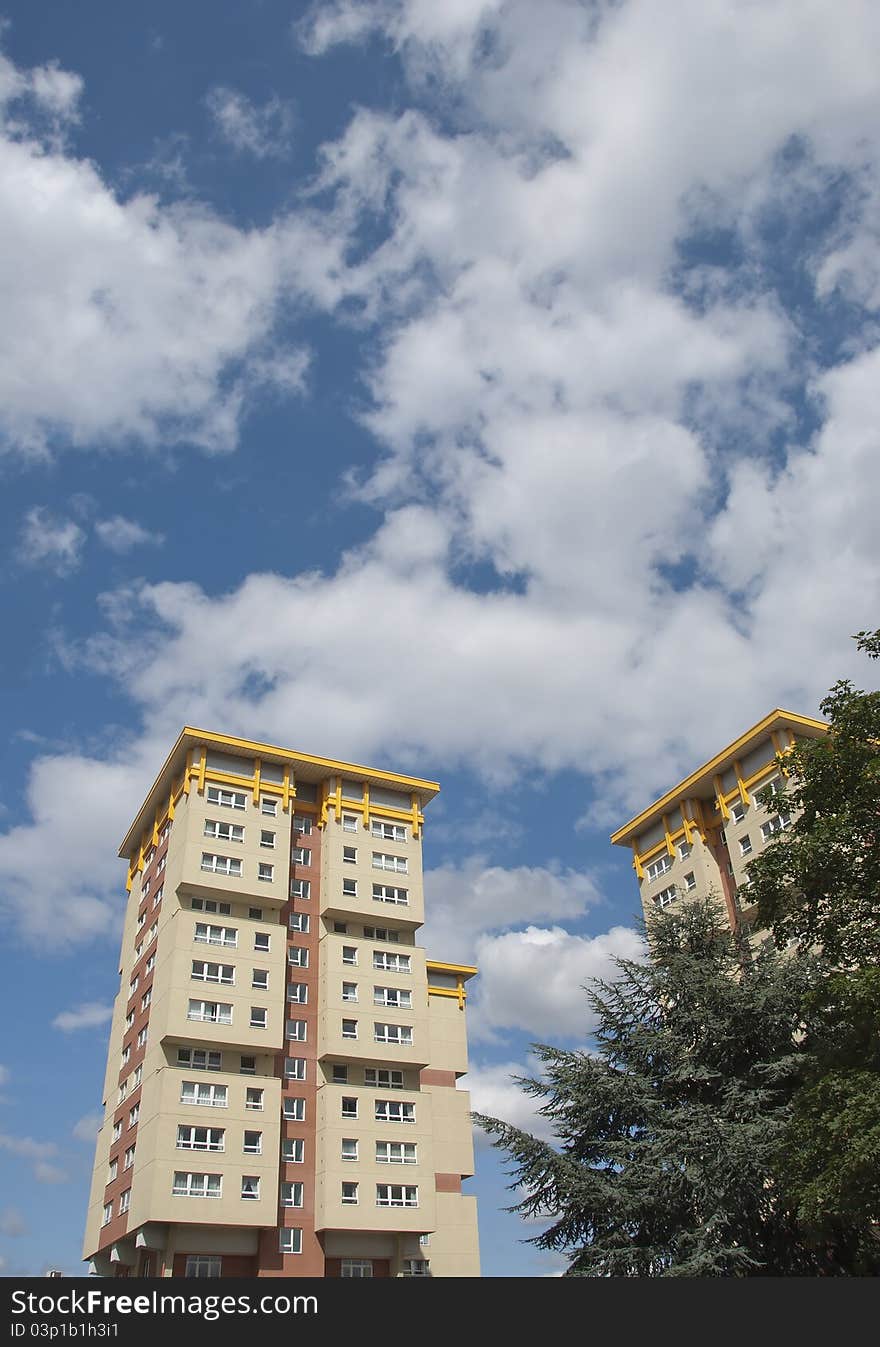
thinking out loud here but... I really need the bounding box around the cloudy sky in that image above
[0,0,878,1279]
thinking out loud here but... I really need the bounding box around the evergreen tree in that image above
[475,898,826,1276]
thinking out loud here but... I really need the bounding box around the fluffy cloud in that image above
[93,516,164,554]
[0,1207,28,1237]
[19,508,85,575]
[205,87,295,159]
[465,1057,559,1145]
[0,1133,67,1184]
[52,1002,114,1033]
[72,1112,103,1144]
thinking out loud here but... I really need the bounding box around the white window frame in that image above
[285,1058,307,1081]
[176,1125,225,1152]
[374,1022,413,1046]
[646,854,673,882]
[243,1130,262,1155]
[288,946,309,968]
[372,883,408,906]
[653,885,677,909]
[290,880,311,900]
[286,1020,308,1042]
[187,999,233,1025]
[341,1181,359,1205]
[375,1099,415,1124]
[194,923,237,947]
[376,1183,418,1208]
[365,1068,404,1090]
[342,815,358,833]
[374,987,412,1009]
[240,1175,260,1201]
[372,852,408,874]
[371,820,407,842]
[376,1141,417,1164]
[206,786,246,810]
[281,1181,304,1208]
[260,798,277,817]
[279,1228,302,1254]
[200,853,243,877]
[282,1139,305,1163]
[283,1097,306,1122]
[191,960,235,985]
[203,819,244,844]
[180,1081,228,1108]
[245,1088,264,1111]
[172,1171,222,1199]
[258,863,274,883]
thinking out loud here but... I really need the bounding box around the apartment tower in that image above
[610,710,827,934]
[83,729,480,1278]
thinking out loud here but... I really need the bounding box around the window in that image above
[332,1065,348,1084]
[160,822,172,843]
[763,777,782,798]
[287,983,308,1004]
[341,1097,358,1119]
[285,1058,306,1081]
[191,899,231,915]
[373,951,410,973]
[402,1259,430,1277]
[147,921,158,944]
[283,1097,306,1121]
[341,1259,372,1278]
[365,1069,404,1090]
[343,846,357,864]
[246,1088,264,1111]
[290,880,311,900]
[333,921,347,933]
[177,1048,222,1072]
[342,949,360,972]
[375,1023,413,1046]
[258,863,274,883]
[254,932,271,952]
[762,813,791,840]
[203,819,244,843]
[341,1137,358,1162]
[740,835,753,855]
[131,1065,142,1088]
[118,1080,128,1104]
[250,1007,268,1030]
[341,1182,359,1205]
[136,1027,148,1049]
[141,989,152,1010]
[194,923,237,947]
[731,802,746,824]
[136,912,145,931]
[342,877,357,897]
[288,946,309,968]
[185,1255,221,1278]
[180,1082,228,1108]
[678,841,692,861]
[286,1020,308,1042]
[342,815,358,833]
[260,798,277,817]
[342,1019,358,1039]
[282,1139,305,1163]
[126,1011,135,1029]
[123,1146,135,1170]
[288,913,309,933]
[145,953,156,974]
[134,942,143,960]
[646,854,673,882]
[376,1141,417,1164]
[152,884,163,908]
[371,820,406,841]
[374,987,412,1009]
[172,1172,222,1198]
[292,847,311,867]
[177,1126,225,1151]
[372,852,407,873]
[281,1182,303,1208]
[129,975,139,995]
[682,872,697,892]
[375,1100,415,1124]
[376,1184,417,1208]
[373,884,408,905]
[187,1000,232,1025]
[292,815,312,835]
[243,1131,262,1155]
[653,885,677,909]
[248,906,264,920]
[191,960,235,984]
[121,1045,131,1066]
[128,1105,139,1127]
[206,786,245,810]
[240,1055,256,1075]
[342,982,358,1002]
[112,1121,123,1142]
[200,853,243,877]
[107,1159,118,1183]
[101,1203,112,1227]
[260,830,276,849]
[279,1229,302,1255]
[252,969,269,990]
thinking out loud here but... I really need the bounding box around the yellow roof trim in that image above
[426,960,478,980]
[610,708,827,847]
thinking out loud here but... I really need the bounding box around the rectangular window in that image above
[194,923,237,947]
[291,847,311,867]
[187,999,233,1025]
[762,813,792,840]
[112,1121,122,1142]
[121,1045,131,1066]
[292,815,312,835]
[372,852,408,873]
[279,1229,302,1254]
[180,1082,228,1108]
[136,1027,148,1049]
[123,1145,135,1169]
[332,1065,348,1084]
[282,1139,305,1163]
[290,880,311,900]
[286,1020,308,1041]
[653,885,677,909]
[203,819,244,843]
[341,1182,358,1205]
[283,1097,306,1122]
[342,982,358,1002]
[107,1159,118,1183]
[260,798,277,817]
[682,872,697,892]
[373,884,408,905]
[254,932,271,952]
[646,854,673,882]
[288,912,309,933]
[152,884,163,908]
[342,946,358,966]
[185,1255,221,1278]
[365,1068,403,1090]
[131,1065,142,1088]
[375,1023,413,1046]
[740,835,753,855]
[252,969,269,990]
[342,1019,358,1039]
[371,820,407,841]
[240,1055,256,1075]
[250,1007,268,1029]
[176,1047,222,1071]
[288,946,309,968]
[731,802,746,824]
[342,815,358,833]
[245,1088,264,1111]
[402,1259,430,1277]
[200,853,243,877]
[258,863,274,882]
[243,1131,262,1154]
[207,786,246,810]
[241,1175,260,1201]
[341,1259,372,1278]
[375,1100,415,1123]
[341,1097,358,1119]
[376,1141,417,1164]
[129,975,139,995]
[172,1171,222,1198]
[333,921,348,933]
[176,1126,224,1151]
[102,1203,112,1227]
[285,1058,306,1081]
[342,877,357,897]
[260,830,276,849]
[249,906,264,920]
[147,922,158,944]
[342,846,357,865]
[678,841,692,860]
[145,953,156,973]
[118,1187,131,1213]
[191,960,235,984]
[128,1105,139,1127]
[376,1184,417,1208]
[340,1138,358,1163]
[373,951,410,973]
[287,982,308,1004]
[281,1182,304,1208]
[141,989,152,1010]
[374,987,412,1009]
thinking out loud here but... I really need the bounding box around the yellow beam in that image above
[713,775,730,822]
[733,758,750,806]
[252,758,261,804]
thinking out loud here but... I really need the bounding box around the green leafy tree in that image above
[475,898,827,1276]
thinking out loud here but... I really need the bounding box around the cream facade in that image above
[83,730,480,1279]
[610,709,827,938]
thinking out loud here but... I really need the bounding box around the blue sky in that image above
[0,0,878,1279]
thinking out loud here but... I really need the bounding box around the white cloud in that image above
[0,1133,66,1184]
[52,1002,114,1033]
[94,516,164,554]
[465,1057,558,1145]
[72,1111,103,1144]
[0,1064,9,1087]
[0,1207,28,1237]
[33,1161,68,1185]
[205,86,295,159]
[19,507,85,575]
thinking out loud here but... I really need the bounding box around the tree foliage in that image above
[475,898,827,1276]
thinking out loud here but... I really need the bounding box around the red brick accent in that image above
[420,1068,456,1087]
[435,1173,462,1193]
